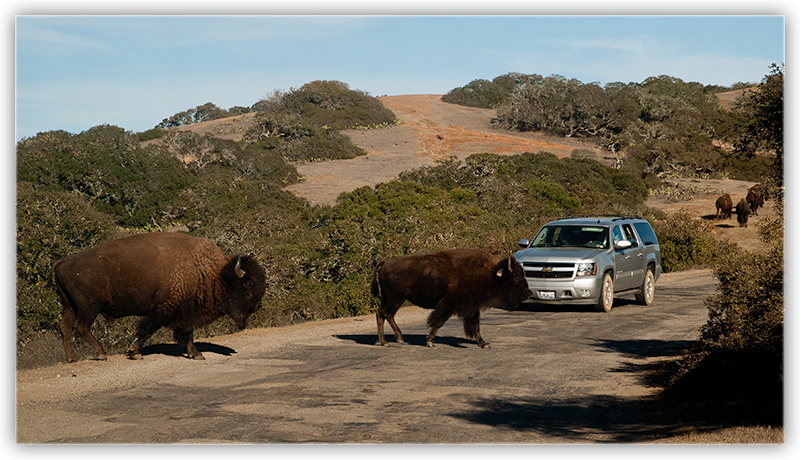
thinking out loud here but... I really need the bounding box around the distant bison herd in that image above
[53,233,530,362]
[715,183,766,228]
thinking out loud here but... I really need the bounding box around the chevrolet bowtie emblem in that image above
[542,267,554,273]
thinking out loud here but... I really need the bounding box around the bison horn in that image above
[234,256,246,278]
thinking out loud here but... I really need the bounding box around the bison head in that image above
[223,254,267,329]
[494,256,531,308]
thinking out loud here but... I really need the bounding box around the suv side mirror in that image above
[518,239,530,248]
[614,240,632,250]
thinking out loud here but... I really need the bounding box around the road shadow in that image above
[590,338,697,389]
[140,341,237,358]
[335,333,474,348]
[448,391,781,442]
[591,338,696,359]
[449,339,782,442]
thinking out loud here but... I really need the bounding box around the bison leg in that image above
[74,316,108,361]
[55,286,106,362]
[128,313,168,360]
[174,329,204,360]
[376,309,405,346]
[376,292,405,346]
[462,312,489,349]
[425,303,457,348]
[58,306,84,363]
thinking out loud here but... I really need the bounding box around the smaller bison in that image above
[715,193,733,220]
[747,184,765,216]
[53,232,266,362]
[371,249,530,348]
[736,198,751,228]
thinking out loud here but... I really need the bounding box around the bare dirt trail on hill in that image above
[285,94,601,206]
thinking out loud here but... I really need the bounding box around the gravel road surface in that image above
[17,269,715,444]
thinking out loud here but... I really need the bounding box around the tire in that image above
[635,268,655,306]
[594,272,614,312]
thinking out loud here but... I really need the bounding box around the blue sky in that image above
[14,13,785,141]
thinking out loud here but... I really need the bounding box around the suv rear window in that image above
[632,222,659,246]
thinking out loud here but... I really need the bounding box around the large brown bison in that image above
[370,249,530,348]
[747,184,765,216]
[52,232,266,362]
[715,193,733,219]
[736,198,751,228]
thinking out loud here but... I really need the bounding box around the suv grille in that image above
[522,262,574,279]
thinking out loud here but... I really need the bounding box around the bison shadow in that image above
[140,341,237,358]
[335,333,475,348]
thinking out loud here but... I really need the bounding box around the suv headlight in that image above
[576,262,597,277]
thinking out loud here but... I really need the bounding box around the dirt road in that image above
[18,269,720,444]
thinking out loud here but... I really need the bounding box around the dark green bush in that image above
[280,80,397,130]
[17,125,196,228]
[441,73,530,108]
[651,211,739,272]
[665,240,783,411]
[16,182,120,334]
[135,127,165,142]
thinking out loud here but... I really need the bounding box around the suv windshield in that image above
[531,225,608,249]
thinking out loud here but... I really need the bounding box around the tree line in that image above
[443,70,780,187]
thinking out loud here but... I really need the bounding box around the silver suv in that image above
[514,216,661,312]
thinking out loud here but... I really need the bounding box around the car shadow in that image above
[140,341,237,358]
[517,296,639,312]
[335,333,474,348]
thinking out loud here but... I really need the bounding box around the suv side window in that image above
[612,225,624,246]
[632,222,659,246]
[622,224,638,247]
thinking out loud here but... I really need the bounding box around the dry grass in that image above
[652,426,783,444]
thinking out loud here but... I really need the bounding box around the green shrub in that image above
[442,73,537,108]
[16,182,121,334]
[665,242,783,410]
[17,125,196,228]
[280,80,397,130]
[652,211,738,272]
[135,127,165,142]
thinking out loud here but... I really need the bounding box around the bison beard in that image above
[52,232,266,362]
[371,249,530,348]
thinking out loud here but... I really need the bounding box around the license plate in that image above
[539,291,556,300]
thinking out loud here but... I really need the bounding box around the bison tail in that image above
[370,261,384,298]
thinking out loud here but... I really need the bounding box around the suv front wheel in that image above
[595,272,614,312]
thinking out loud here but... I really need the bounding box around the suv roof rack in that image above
[556,215,643,222]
